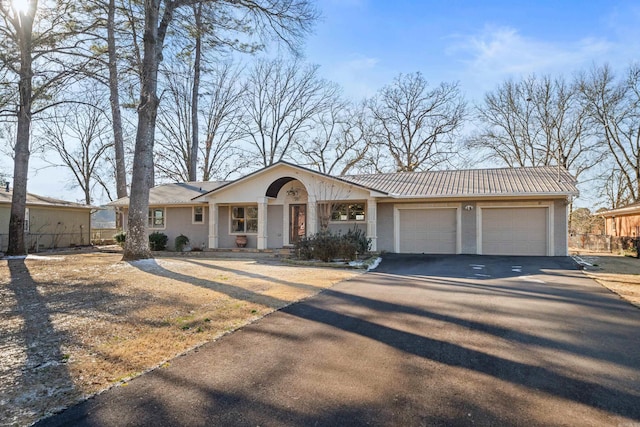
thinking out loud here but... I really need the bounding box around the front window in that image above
[331,203,366,221]
[193,206,204,223]
[231,206,258,233]
[148,208,165,229]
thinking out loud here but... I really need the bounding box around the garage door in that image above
[481,207,548,256]
[398,208,457,254]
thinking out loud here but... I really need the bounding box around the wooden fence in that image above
[569,234,636,253]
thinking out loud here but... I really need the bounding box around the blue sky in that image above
[24,0,640,205]
[303,0,639,101]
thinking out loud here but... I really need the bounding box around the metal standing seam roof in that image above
[107,164,579,206]
[107,181,228,207]
[341,166,578,198]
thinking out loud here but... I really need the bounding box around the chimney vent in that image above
[5,182,9,192]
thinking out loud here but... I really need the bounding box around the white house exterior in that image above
[110,162,579,256]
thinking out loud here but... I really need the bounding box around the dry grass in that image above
[0,251,361,426]
[573,252,640,307]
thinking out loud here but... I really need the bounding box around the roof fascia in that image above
[26,203,95,210]
[599,205,640,217]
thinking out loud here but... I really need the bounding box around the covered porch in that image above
[194,163,384,252]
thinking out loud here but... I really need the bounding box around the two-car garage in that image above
[394,203,553,256]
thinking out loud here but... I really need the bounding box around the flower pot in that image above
[235,235,247,248]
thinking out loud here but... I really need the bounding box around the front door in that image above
[289,204,306,244]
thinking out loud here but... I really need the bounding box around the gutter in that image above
[382,191,579,200]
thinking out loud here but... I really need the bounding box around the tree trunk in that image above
[122,0,163,261]
[188,3,202,182]
[7,5,36,256]
[108,0,128,199]
[121,0,316,259]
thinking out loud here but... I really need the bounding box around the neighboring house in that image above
[0,189,93,252]
[109,162,579,256]
[600,202,640,237]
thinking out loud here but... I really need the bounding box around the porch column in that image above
[307,195,317,236]
[257,197,268,250]
[208,201,218,249]
[367,198,377,252]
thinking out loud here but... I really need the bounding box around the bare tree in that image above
[367,72,466,172]
[81,0,131,198]
[243,57,340,167]
[71,0,141,201]
[306,177,353,231]
[155,57,193,182]
[0,0,96,255]
[470,75,596,179]
[39,88,113,204]
[469,78,536,167]
[597,167,633,209]
[295,101,371,175]
[171,1,268,181]
[578,64,640,203]
[155,59,248,182]
[124,0,318,260]
[0,120,15,157]
[200,61,249,181]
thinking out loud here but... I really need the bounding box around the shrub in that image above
[149,232,168,251]
[114,231,126,246]
[343,227,371,254]
[309,232,340,262]
[295,235,314,260]
[175,234,190,252]
[294,227,371,262]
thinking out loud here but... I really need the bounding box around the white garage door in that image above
[398,208,457,254]
[481,207,548,256]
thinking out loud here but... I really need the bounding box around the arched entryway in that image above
[264,176,314,247]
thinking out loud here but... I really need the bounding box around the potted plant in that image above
[235,235,247,248]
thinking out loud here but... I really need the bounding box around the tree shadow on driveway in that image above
[34,254,640,426]
[282,296,640,421]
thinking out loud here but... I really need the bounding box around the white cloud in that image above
[342,55,379,71]
[323,54,383,99]
[448,25,614,100]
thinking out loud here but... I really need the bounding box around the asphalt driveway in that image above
[38,255,640,426]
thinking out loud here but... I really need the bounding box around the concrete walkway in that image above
[37,255,640,426]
